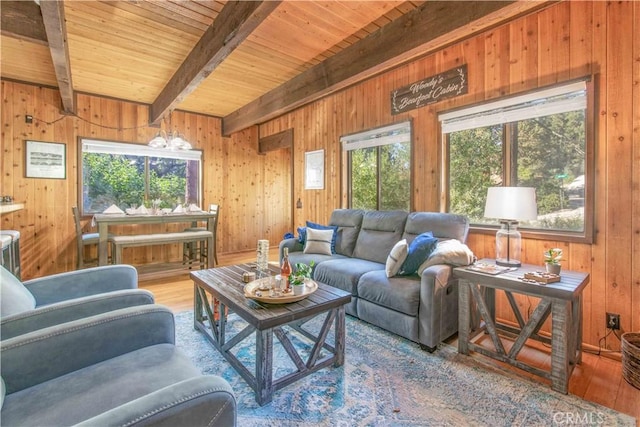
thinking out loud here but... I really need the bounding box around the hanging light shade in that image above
[167,131,191,150]
[148,113,192,150]
[148,131,168,148]
[148,129,192,150]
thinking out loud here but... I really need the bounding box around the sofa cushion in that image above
[328,209,364,257]
[398,232,438,276]
[385,239,408,277]
[358,270,421,316]
[288,252,347,268]
[0,267,36,317]
[403,211,470,244]
[304,228,333,255]
[352,210,408,264]
[314,258,384,296]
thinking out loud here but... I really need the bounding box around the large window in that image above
[440,79,594,242]
[80,139,202,215]
[342,121,412,211]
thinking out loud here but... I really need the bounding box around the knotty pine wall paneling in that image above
[1,83,291,278]
[633,1,640,334]
[3,1,638,351]
[604,0,635,345]
[567,1,596,345]
[588,1,610,350]
[258,1,639,350]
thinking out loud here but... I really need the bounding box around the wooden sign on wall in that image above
[391,64,468,115]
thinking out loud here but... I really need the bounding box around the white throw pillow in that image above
[417,239,476,275]
[385,239,408,278]
[304,228,334,255]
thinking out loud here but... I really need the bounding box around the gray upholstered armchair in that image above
[0,264,154,340]
[1,304,236,426]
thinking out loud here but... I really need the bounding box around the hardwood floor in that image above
[139,250,640,423]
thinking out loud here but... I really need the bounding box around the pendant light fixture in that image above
[148,114,192,150]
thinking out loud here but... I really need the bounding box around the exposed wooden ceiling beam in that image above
[149,0,281,126]
[259,128,293,154]
[0,1,48,45]
[222,1,555,135]
[39,0,75,114]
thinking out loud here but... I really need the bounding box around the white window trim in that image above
[439,80,587,133]
[341,121,411,151]
[82,138,202,161]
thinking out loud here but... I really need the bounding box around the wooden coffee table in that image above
[190,263,351,405]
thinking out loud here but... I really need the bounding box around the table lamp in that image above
[484,187,538,267]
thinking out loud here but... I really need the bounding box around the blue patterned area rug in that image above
[174,311,634,427]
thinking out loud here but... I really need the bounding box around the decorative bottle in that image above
[256,239,269,274]
[280,247,292,292]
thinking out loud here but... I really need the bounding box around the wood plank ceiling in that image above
[1,0,552,134]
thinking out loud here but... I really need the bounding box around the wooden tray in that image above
[244,277,318,304]
[524,271,561,284]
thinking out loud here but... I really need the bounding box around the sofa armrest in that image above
[0,289,155,340]
[418,264,459,349]
[24,265,139,306]
[1,305,174,394]
[76,376,237,427]
[279,238,304,261]
[421,264,454,291]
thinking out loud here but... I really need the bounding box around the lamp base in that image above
[496,259,521,268]
[495,221,522,269]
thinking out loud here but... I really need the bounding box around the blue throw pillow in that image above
[297,227,307,244]
[306,221,338,254]
[398,232,438,276]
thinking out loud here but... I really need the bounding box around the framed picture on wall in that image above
[25,140,66,179]
[304,149,324,190]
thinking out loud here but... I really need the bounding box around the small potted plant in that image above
[290,261,315,295]
[543,248,563,275]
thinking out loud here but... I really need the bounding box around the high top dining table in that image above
[94,212,218,267]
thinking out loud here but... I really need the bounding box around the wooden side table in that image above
[454,259,590,394]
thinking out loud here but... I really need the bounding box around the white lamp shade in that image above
[484,187,538,221]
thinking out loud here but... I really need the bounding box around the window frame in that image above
[78,137,203,216]
[341,120,413,211]
[439,78,596,244]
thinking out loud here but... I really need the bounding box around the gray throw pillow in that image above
[304,228,333,256]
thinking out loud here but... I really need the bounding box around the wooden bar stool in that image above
[72,206,115,268]
[183,204,219,268]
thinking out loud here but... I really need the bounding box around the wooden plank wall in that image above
[0,84,292,276]
[1,1,637,351]
[258,1,639,350]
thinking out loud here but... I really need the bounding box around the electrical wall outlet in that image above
[606,312,620,330]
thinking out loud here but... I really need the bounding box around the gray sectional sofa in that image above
[279,209,470,351]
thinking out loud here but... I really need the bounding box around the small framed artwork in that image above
[304,149,324,190]
[25,140,67,179]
